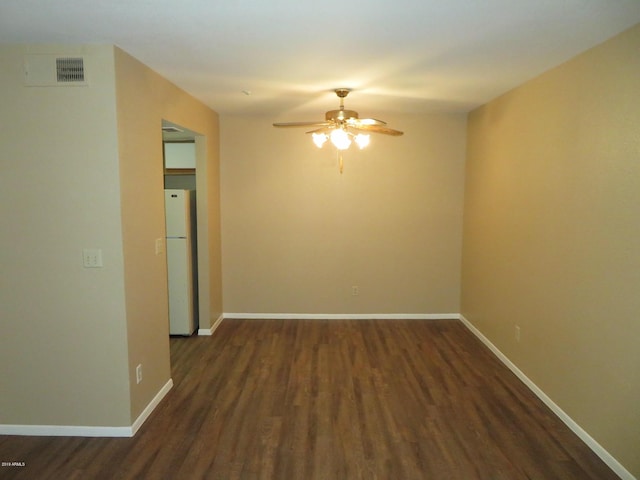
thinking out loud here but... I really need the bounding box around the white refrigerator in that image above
[164,189,198,335]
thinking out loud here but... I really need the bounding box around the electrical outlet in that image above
[352,286,359,296]
[136,364,143,384]
[82,248,103,268]
[515,325,521,343]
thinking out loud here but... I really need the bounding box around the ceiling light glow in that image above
[330,128,352,150]
[312,132,328,148]
[354,133,370,149]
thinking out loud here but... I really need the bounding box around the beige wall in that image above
[461,24,640,477]
[221,113,466,314]
[114,47,222,421]
[0,45,131,426]
[0,44,222,429]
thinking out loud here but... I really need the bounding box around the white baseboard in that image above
[459,314,634,480]
[130,378,173,436]
[0,379,173,438]
[198,314,224,335]
[0,423,134,437]
[223,312,461,320]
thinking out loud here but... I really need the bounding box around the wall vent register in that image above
[56,57,85,83]
[24,54,88,87]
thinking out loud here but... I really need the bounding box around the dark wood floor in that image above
[0,319,619,479]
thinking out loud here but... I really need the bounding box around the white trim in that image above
[459,315,635,480]
[130,378,173,436]
[0,424,133,437]
[198,314,224,336]
[223,312,461,320]
[0,379,173,438]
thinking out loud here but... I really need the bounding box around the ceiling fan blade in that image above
[353,118,387,126]
[351,124,404,136]
[305,127,333,134]
[273,121,332,128]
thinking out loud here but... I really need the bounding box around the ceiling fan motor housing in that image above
[326,109,358,122]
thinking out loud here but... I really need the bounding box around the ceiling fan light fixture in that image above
[274,89,403,172]
[312,132,328,148]
[355,133,370,149]
[330,128,351,150]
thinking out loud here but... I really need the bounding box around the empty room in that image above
[0,1,639,479]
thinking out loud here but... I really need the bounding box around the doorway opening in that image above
[162,120,204,336]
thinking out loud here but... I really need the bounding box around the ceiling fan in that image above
[273,89,403,172]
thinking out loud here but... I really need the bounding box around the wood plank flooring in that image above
[0,319,620,479]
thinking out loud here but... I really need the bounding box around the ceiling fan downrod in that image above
[335,88,349,111]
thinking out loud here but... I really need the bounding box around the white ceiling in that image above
[1,1,639,118]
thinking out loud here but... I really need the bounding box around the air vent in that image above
[162,126,184,133]
[56,57,85,83]
[24,54,88,87]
